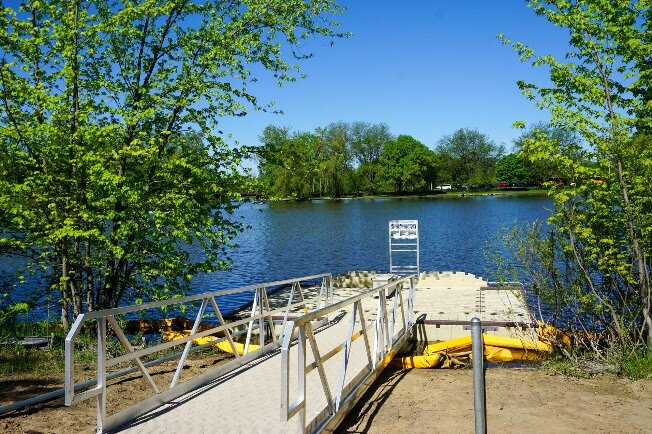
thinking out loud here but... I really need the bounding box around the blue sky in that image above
[219,1,570,166]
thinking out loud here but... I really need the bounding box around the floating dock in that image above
[414,271,535,341]
[57,267,538,434]
[112,271,534,433]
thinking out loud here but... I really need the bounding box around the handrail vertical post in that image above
[297,323,307,433]
[259,287,266,351]
[380,289,390,354]
[471,317,486,434]
[334,301,357,411]
[280,321,294,422]
[408,277,415,327]
[327,275,333,305]
[65,314,85,406]
[390,286,398,344]
[96,317,107,434]
[372,292,381,367]
[317,278,324,310]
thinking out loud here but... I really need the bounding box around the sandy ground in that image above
[2,363,651,433]
[337,367,652,434]
[0,351,233,434]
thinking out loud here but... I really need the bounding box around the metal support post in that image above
[259,287,266,351]
[408,277,415,327]
[297,324,307,433]
[96,317,107,434]
[471,317,486,434]
[327,275,334,305]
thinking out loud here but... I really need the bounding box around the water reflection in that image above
[4,195,553,318]
[198,195,553,294]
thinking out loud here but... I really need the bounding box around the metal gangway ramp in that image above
[64,273,416,433]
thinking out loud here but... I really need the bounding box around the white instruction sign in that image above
[389,220,418,239]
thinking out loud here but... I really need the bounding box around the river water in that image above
[4,195,553,319]
[193,195,553,312]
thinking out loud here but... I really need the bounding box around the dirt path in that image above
[337,367,652,434]
[2,364,651,433]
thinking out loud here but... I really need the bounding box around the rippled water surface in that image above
[4,195,554,318]
[193,195,553,312]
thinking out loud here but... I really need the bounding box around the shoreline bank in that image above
[263,188,550,202]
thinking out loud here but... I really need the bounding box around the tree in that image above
[513,122,582,183]
[315,122,353,198]
[378,135,436,193]
[257,126,319,199]
[0,0,345,327]
[495,153,530,186]
[500,0,652,351]
[349,122,393,193]
[436,128,504,185]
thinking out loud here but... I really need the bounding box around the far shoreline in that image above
[261,188,551,202]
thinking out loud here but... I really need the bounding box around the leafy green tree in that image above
[0,0,345,327]
[500,0,652,350]
[436,128,504,185]
[315,122,353,198]
[349,122,393,193]
[378,135,436,193]
[257,121,370,199]
[513,122,581,183]
[495,154,530,185]
[257,126,319,199]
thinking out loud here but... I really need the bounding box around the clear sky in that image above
[219,1,571,166]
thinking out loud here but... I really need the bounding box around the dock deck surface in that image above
[414,271,533,340]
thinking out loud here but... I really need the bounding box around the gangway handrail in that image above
[280,274,417,433]
[64,273,334,433]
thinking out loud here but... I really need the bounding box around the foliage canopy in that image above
[436,128,504,185]
[500,0,652,352]
[0,0,346,327]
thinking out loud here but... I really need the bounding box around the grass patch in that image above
[621,349,652,380]
[542,350,652,380]
[0,319,135,378]
[0,323,231,380]
[0,346,68,378]
[542,356,591,378]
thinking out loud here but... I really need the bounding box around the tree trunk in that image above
[615,160,652,346]
[60,251,71,330]
[85,241,94,311]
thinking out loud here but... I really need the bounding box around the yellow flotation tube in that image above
[391,335,553,369]
[162,330,260,356]
[392,352,446,369]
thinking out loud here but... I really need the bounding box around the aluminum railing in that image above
[280,275,417,434]
[64,273,333,433]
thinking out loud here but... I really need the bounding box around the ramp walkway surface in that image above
[120,292,383,433]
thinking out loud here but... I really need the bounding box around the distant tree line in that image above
[255,121,576,199]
